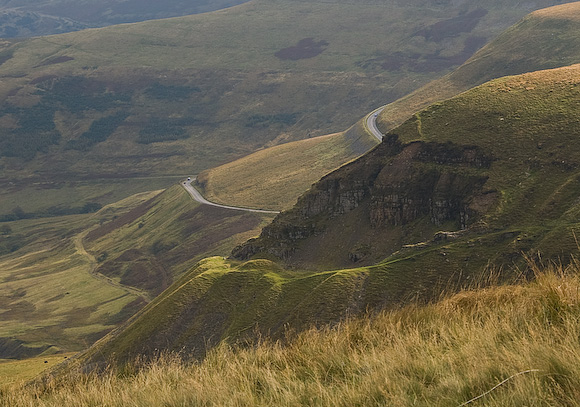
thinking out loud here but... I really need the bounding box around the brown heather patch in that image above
[86,193,161,242]
[275,38,329,60]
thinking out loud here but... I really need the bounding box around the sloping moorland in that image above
[192,1,580,212]
[1,0,573,361]
[8,264,580,406]
[235,63,580,271]
[0,185,274,360]
[0,0,571,218]
[2,0,580,395]
[0,0,252,38]
[376,1,580,133]
[70,63,580,371]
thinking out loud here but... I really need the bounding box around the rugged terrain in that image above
[234,64,580,270]
[1,0,579,377]
[0,0,571,219]
[72,63,580,369]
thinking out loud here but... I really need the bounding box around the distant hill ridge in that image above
[376,0,580,134]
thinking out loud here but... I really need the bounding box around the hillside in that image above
[155,1,580,213]
[84,184,276,295]
[0,184,274,359]
[196,123,378,211]
[234,63,580,272]
[376,1,580,134]
[0,193,157,360]
[0,0,571,219]
[39,263,580,407]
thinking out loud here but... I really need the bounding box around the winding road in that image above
[182,179,280,214]
[366,106,386,141]
[182,106,384,213]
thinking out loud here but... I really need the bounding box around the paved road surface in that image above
[182,179,280,214]
[183,106,385,213]
[366,107,386,141]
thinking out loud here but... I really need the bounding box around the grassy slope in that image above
[0,353,76,388]
[84,184,276,295]
[0,183,275,358]
[376,1,580,134]
[11,266,580,406]
[236,63,580,271]
[0,0,569,216]
[74,245,516,367]
[0,192,160,358]
[197,123,377,211]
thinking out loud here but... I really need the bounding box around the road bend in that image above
[182,179,280,214]
[366,106,386,142]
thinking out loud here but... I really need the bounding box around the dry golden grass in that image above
[5,260,580,406]
[198,130,377,211]
[532,2,580,21]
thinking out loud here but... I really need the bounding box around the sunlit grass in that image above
[5,260,580,406]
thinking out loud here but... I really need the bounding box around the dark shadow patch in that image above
[0,49,14,67]
[29,75,58,85]
[166,205,263,267]
[415,9,488,42]
[97,252,170,296]
[7,87,21,96]
[45,293,66,303]
[86,194,160,241]
[0,337,52,359]
[34,55,75,68]
[0,300,36,320]
[275,38,329,60]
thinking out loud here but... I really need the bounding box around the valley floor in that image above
[4,261,580,406]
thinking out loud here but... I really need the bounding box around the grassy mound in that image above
[7,264,580,406]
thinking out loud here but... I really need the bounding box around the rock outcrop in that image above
[232,134,495,266]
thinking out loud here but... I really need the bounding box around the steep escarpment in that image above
[234,64,580,269]
[233,135,494,268]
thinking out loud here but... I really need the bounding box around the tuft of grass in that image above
[6,263,580,406]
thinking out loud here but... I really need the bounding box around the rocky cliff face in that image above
[232,134,495,267]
